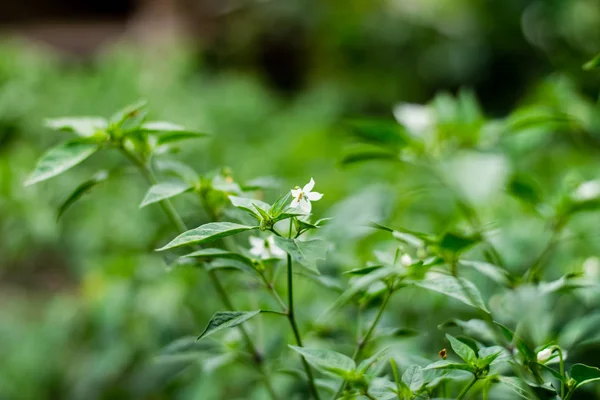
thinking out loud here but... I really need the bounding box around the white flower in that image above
[249,236,286,260]
[584,257,600,280]
[536,348,553,363]
[393,103,435,135]
[574,180,600,202]
[290,178,323,214]
[400,254,412,266]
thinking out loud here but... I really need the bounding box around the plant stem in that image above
[332,288,394,399]
[119,147,279,400]
[456,375,478,400]
[523,217,566,283]
[285,219,321,399]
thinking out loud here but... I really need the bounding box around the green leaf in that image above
[346,118,410,147]
[571,363,600,389]
[401,365,424,392]
[182,248,254,266]
[446,334,477,364]
[498,377,537,400]
[272,237,328,274]
[140,181,192,208]
[57,170,109,220]
[423,360,475,373]
[197,311,261,340]
[139,121,209,145]
[535,362,566,382]
[45,117,108,137]
[26,139,101,185]
[436,232,481,255]
[344,265,383,276]
[440,319,496,343]
[494,322,536,361]
[413,275,489,312]
[109,99,147,127]
[241,176,280,191]
[155,159,200,184]
[476,346,504,368]
[459,260,512,286]
[288,346,356,377]
[357,347,389,374]
[341,149,400,166]
[157,222,257,251]
[583,53,600,70]
[229,195,271,217]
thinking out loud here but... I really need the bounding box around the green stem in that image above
[523,217,566,283]
[120,146,279,400]
[456,375,478,400]
[287,252,321,400]
[332,288,394,399]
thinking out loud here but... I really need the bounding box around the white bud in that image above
[584,257,600,280]
[537,348,553,363]
[400,254,412,266]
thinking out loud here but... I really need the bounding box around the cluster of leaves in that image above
[26,53,600,400]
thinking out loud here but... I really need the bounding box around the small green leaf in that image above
[341,149,400,166]
[357,347,389,374]
[157,222,257,251]
[535,362,566,382]
[476,346,504,368]
[583,53,600,71]
[446,334,477,364]
[197,311,261,340]
[241,176,280,191]
[494,322,536,361]
[155,159,200,184]
[109,99,147,126]
[229,195,271,216]
[26,139,101,185]
[401,365,424,392]
[571,363,600,388]
[57,170,109,220]
[272,237,328,274]
[140,181,192,208]
[343,265,383,276]
[139,122,208,145]
[346,118,410,147]
[439,319,496,344]
[413,275,489,312]
[423,360,475,373]
[288,346,356,377]
[182,248,254,266]
[45,117,108,137]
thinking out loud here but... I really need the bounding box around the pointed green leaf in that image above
[341,149,399,166]
[498,376,537,400]
[140,181,192,208]
[459,260,512,286]
[289,345,356,377]
[413,275,489,312]
[182,248,254,266]
[26,139,101,185]
[272,237,328,274]
[157,222,257,251]
[476,346,504,368]
[437,232,481,255]
[494,322,536,361]
[139,121,208,145]
[401,365,424,392]
[583,53,600,71]
[439,318,496,343]
[241,176,280,191]
[357,347,389,374]
[197,311,261,340]
[446,334,477,364]
[45,117,108,137]
[571,363,600,389]
[110,99,147,126]
[423,360,475,373]
[229,195,271,216]
[57,170,109,220]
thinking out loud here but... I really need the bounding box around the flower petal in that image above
[299,198,312,213]
[306,191,323,201]
[303,178,315,193]
[290,198,300,208]
[291,188,302,197]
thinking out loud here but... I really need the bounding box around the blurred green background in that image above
[2,0,600,399]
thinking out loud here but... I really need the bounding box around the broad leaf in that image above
[197,311,261,340]
[494,322,536,361]
[57,170,109,220]
[157,222,257,251]
[140,180,192,208]
[401,365,424,392]
[139,121,208,145]
[459,260,512,286]
[289,346,355,377]
[439,319,496,343]
[412,275,489,312]
[273,237,328,274]
[26,139,101,185]
[357,347,389,374]
[45,117,107,137]
[446,334,477,364]
[571,363,600,388]
[182,248,254,266]
[436,232,481,255]
[346,118,411,147]
[498,376,537,400]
